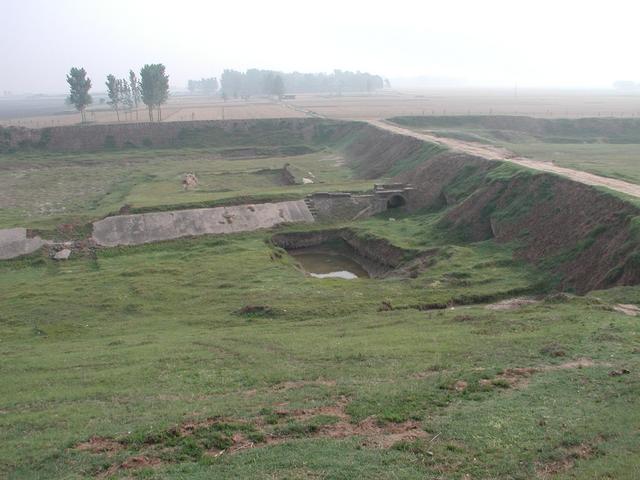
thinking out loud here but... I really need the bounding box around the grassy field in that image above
[0,147,372,230]
[2,119,640,479]
[2,209,639,479]
[503,143,640,185]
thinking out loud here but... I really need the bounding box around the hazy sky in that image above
[2,0,640,93]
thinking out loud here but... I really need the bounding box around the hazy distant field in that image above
[290,89,640,120]
[4,89,640,127]
[0,96,306,128]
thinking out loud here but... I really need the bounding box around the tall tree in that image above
[272,75,285,98]
[105,74,121,121]
[129,70,141,119]
[121,79,133,112]
[66,67,92,123]
[217,68,383,96]
[186,78,218,95]
[140,64,169,121]
[220,69,243,98]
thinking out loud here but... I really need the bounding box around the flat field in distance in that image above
[5,88,640,127]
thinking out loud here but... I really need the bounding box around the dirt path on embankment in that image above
[368,119,640,200]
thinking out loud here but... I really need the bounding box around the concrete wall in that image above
[310,193,387,221]
[309,187,415,222]
[0,228,47,260]
[92,200,314,247]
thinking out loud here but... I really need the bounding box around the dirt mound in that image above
[182,172,198,190]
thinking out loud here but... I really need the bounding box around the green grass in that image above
[504,142,640,185]
[0,147,371,230]
[1,211,639,478]
[2,119,640,479]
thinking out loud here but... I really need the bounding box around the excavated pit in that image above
[288,242,371,279]
[271,228,420,279]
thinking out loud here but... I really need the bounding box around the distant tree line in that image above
[188,77,219,95]
[218,69,386,99]
[66,64,169,123]
[105,71,141,121]
[66,64,387,123]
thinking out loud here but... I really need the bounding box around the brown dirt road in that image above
[368,119,640,200]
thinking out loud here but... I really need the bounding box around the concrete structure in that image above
[0,184,414,259]
[92,200,314,247]
[373,183,415,209]
[0,228,47,260]
[306,183,415,221]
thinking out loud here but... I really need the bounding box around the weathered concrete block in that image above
[91,200,314,247]
[0,228,46,260]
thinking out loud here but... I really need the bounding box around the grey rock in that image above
[53,249,71,260]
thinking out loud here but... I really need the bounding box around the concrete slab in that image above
[0,228,46,260]
[92,200,315,247]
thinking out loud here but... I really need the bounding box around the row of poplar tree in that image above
[66,64,169,123]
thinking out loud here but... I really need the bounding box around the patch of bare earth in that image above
[285,395,351,421]
[274,395,426,448]
[480,358,598,389]
[485,297,539,311]
[272,379,337,391]
[97,455,162,478]
[320,417,426,449]
[75,436,123,456]
[613,303,640,316]
[75,395,427,473]
[535,441,599,479]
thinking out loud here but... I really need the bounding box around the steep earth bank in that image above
[375,137,640,292]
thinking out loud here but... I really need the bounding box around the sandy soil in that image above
[369,120,640,199]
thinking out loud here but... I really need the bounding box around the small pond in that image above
[289,248,370,279]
